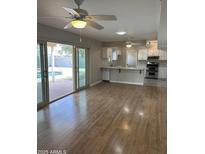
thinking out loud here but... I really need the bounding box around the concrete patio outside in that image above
[49,78,73,101]
[37,78,73,103]
[37,67,73,103]
[37,66,85,103]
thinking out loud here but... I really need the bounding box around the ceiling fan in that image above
[40,0,117,30]
[123,35,145,48]
[125,41,144,48]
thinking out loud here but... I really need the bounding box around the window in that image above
[112,49,117,60]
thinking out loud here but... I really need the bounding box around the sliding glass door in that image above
[37,42,89,109]
[37,42,49,108]
[75,47,88,90]
[47,42,74,101]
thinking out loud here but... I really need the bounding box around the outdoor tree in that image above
[58,45,73,56]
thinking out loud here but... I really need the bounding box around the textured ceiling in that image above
[38,0,161,42]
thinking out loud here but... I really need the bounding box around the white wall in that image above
[158,0,167,49]
[158,61,167,79]
[37,23,103,84]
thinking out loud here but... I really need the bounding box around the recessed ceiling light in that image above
[116,31,127,35]
[123,106,130,113]
[139,111,144,116]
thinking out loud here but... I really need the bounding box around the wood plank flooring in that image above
[37,82,167,154]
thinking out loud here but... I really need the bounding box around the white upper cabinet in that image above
[102,47,121,60]
[102,47,107,58]
[138,49,148,60]
[102,47,112,59]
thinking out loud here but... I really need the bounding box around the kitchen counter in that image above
[101,66,145,70]
[101,66,145,85]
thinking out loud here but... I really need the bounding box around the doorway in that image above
[37,42,89,108]
[47,42,74,101]
[126,49,138,67]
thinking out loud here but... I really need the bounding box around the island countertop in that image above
[101,66,145,85]
[100,66,145,71]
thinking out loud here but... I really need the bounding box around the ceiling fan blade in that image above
[85,20,104,30]
[132,43,140,45]
[38,16,71,19]
[86,15,117,21]
[62,7,80,17]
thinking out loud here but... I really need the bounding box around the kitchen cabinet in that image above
[101,67,145,85]
[102,47,112,59]
[102,68,110,80]
[102,47,121,60]
[138,49,148,60]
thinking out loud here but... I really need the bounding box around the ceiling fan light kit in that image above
[71,20,87,28]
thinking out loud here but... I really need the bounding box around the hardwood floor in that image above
[37,82,167,154]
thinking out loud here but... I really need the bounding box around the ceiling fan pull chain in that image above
[80,29,82,42]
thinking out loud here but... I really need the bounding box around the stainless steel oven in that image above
[145,56,159,79]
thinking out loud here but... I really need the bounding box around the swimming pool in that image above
[37,71,62,79]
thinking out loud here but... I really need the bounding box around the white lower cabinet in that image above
[102,69,110,80]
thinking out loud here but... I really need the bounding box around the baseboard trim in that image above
[89,80,102,87]
[110,80,144,86]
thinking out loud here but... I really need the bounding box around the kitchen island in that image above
[101,66,145,85]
